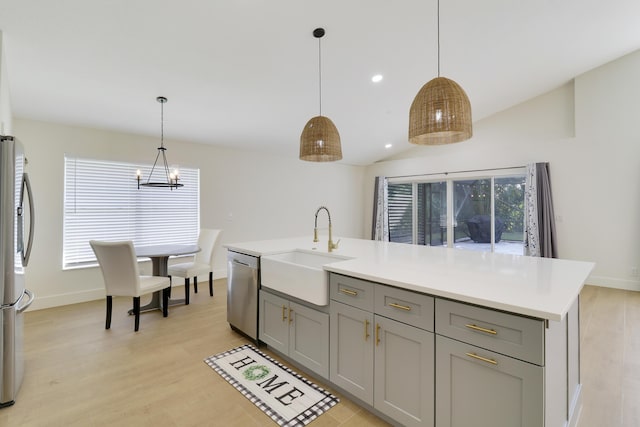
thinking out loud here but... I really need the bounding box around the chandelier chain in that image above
[160,99,164,148]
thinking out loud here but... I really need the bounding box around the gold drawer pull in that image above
[465,324,497,335]
[282,305,287,322]
[364,319,370,341]
[466,352,498,365]
[339,288,358,296]
[389,302,411,311]
[375,323,381,346]
[288,308,294,324]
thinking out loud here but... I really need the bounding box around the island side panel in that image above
[567,298,581,427]
[545,296,581,427]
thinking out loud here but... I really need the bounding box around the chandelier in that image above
[137,96,183,189]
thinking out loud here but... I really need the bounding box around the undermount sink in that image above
[261,249,351,306]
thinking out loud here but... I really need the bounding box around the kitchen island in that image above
[225,236,594,427]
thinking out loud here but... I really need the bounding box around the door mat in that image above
[204,344,339,427]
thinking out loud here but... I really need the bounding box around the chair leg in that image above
[209,272,214,296]
[133,296,141,332]
[194,277,198,293]
[106,296,113,329]
[168,275,172,298]
[162,288,169,317]
[185,278,190,305]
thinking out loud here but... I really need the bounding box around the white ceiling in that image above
[1,0,639,165]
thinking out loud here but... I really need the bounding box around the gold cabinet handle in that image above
[375,323,381,346]
[288,307,293,324]
[282,305,287,322]
[339,288,358,296]
[465,324,497,335]
[465,352,498,365]
[389,302,411,311]
[364,319,370,341]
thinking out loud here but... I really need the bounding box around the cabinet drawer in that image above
[375,284,434,331]
[435,299,544,365]
[330,273,374,311]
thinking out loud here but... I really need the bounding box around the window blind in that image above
[63,156,200,269]
[388,183,413,244]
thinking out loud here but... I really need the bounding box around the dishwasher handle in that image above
[228,251,259,270]
[232,259,251,267]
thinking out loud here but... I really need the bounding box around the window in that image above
[388,170,525,254]
[63,156,200,269]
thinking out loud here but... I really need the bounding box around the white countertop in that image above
[225,237,594,321]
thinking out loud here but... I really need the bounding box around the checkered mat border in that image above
[204,344,338,427]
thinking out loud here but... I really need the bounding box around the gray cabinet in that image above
[374,315,434,427]
[329,300,374,404]
[259,290,329,378]
[435,335,543,427]
[280,270,579,427]
[434,297,579,427]
[329,275,434,427]
[259,289,289,354]
[434,298,545,427]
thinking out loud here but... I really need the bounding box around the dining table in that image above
[134,243,200,313]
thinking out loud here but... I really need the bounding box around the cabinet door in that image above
[374,316,434,427]
[330,301,374,404]
[259,291,288,354]
[289,301,330,379]
[435,335,543,427]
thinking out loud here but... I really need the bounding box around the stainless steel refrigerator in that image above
[0,135,35,408]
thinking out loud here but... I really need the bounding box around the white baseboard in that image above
[28,288,105,311]
[587,274,640,291]
[28,268,228,312]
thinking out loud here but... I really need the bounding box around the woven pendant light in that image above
[409,0,472,145]
[300,28,342,162]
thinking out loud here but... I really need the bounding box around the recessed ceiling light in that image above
[385,143,393,149]
[372,74,383,83]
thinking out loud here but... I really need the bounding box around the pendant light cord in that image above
[318,35,322,116]
[437,0,441,77]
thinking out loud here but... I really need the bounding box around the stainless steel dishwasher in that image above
[227,251,259,341]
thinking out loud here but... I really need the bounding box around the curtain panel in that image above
[371,176,389,241]
[525,163,557,258]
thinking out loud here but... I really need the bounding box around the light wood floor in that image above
[0,282,637,426]
[579,285,640,427]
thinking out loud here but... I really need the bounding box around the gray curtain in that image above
[371,176,389,241]
[536,163,557,258]
[525,163,557,258]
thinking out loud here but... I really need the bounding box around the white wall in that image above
[0,31,13,134]
[364,49,640,291]
[14,118,366,310]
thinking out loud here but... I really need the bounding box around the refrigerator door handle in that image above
[16,289,35,313]
[19,172,35,266]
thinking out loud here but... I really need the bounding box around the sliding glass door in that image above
[494,176,525,255]
[419,182,447,247]
[453,178,492,250]
[388,172,525,255]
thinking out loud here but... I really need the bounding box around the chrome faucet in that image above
[314,206,339,252]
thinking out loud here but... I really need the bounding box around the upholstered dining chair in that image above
[90,240,170,332]
[168,229,221,305]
